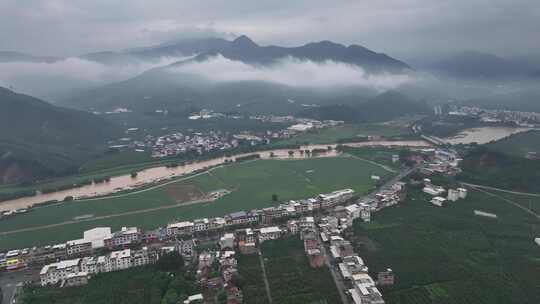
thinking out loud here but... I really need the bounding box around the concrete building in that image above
[40,259,81,286]
[219,233,235,249]
[61,272,89,287]
[66,239,93,257]
[105,227,141,248]
[258,226,282,243]
[457,187,468,199]
[447,189,460,202]
[431,196,446,207]
[167,221,195,236]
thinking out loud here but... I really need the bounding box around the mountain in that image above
[134,35,411,74]
[0,87,121,183]
[60,36,412,113]
[427,51,540,79]
[297,91,429,122]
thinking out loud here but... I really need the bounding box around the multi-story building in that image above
[105,227,141,248]
[194,218,210,232]
[108,249,132,271]
[66,239,93,257]
[40,259,81,286]
[167,221,195,236]
[219,233,235,249]
[258,226,282,243]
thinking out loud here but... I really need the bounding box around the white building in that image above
[40,259,81,286]
[447,189,460,202]
[258,226,282,243]
[167,221,194,236]
[345,204,360,220]
[83,227,112,249]
[219,233,235,249]
[431,196,446,207]
[423,185,445,196]
[457,188,468,199]
[108,249,132,271]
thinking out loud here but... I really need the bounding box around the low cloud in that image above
[168,55,414,91]
[0,56,187,84]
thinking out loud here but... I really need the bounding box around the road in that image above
[463,184,540,221]
[314,165,416,304]
[0,268,39,304]
[316,225,350,304]
[0,198,213,236]
[258,253,273,304]
[460,182,540,197]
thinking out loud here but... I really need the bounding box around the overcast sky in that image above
[1,0,539,59]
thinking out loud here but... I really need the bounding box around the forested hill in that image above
[297,91,429,123]
[0,87,120,183]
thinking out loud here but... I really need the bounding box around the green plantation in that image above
[0,156,393,249]
[352,188,540,304]
[261,236,342,304]
[236,254,270,304]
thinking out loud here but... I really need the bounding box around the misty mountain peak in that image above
[233,35,258,48]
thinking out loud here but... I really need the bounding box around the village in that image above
[107,111,343,158]
[0,146,472,304]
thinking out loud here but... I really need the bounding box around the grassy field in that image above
[487,130,540,158]
[275,123,411,145]
[261,236,342,304]
[0,156,392,249]
[236,254,270,304]
[352,187,540,304]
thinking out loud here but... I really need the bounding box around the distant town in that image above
[106,110,344,158]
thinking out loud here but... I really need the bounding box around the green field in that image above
[352,188,540,304]
[275,123,411,145]
[236,254,270,304]
[0,156,392,249]
[488,130,540,158]
[261,236,342,304]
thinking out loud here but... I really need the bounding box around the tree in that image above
[270,152,275,158]
[272,194,279,202]
[217,289,228,304]
[161,289,179,304]
[288,150,294,156]
[155,252,184,273]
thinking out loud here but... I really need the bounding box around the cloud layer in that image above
[1,0,539,58]
[168,55,414,91]
[0,56,191,97]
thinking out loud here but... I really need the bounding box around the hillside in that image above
[427,51,540,79]
[297,91,429,123]
[487,130,540,158]
[459,147,540,193]
[0,87,120,183]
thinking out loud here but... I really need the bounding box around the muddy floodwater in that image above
[443,127,532,145]
[0,140,431,211]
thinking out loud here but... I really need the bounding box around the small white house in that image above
[431,196,446,207]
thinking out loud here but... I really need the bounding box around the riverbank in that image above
[0,140,430,212]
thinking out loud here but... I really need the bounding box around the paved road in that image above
[460,182,540,197]
[258,253,273,304]
[316,226,350,304]
[464,184,540,221]
[0,268,39,304]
